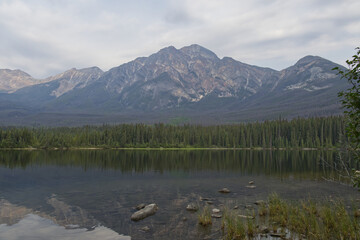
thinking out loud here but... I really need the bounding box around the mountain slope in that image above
[0,45,347,125]
[7,67,103,108]
[46,44,280,112]
[0,69,41,93]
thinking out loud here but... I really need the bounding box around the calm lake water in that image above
[0,150,359,239]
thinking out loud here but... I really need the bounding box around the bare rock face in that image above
[0,69,39,93]
[0,44,347,123]
[47,67,103,97]
[131,203,158,221]
[97,44,278,110]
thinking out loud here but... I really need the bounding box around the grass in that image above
[198,206,212,226]
[221,210,246,240]
[198,193,360,239]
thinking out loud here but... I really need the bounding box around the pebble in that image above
[219,188,231,193]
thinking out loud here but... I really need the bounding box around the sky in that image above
[0,0,359,78]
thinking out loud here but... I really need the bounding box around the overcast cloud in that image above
[0,0,359,78]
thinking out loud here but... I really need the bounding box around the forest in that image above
[0,116,345,149]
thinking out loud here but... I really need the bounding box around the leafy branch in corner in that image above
[333,47,360,188]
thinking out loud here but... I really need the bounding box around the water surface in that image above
[0,150,358,239]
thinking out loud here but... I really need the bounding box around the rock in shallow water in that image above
[212,208,220,213]
[140,226,150,232]
[131,204,158,221]
[135,203,146,210]
[186,203,198,211]
[254,200,265,205]
[218,188,231,193]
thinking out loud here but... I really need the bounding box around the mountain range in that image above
[0,44,347,126]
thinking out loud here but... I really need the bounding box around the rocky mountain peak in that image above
[0,69,37,93]
[156,46,178,55]
[0,45,347,125]
[180,44,219,61]
[44,67,103,98]
[294,55,328,67]
[279,55,341,92]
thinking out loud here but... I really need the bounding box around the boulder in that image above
[131,203,158,221]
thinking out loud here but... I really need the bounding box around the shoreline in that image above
[0,147,341,151]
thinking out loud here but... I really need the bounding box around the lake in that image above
[0,150,359,239]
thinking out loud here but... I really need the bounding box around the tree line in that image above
[0,116,345,149]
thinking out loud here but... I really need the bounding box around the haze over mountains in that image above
[0,44,347,126]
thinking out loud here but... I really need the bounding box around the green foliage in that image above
[198,206,212,226]
[219,195,360,239]
[333,47,360,189]
[334,47,360,151]
[0,116,346,149]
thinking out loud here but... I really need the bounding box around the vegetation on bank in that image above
[0,116,345,149]
[198,193,360,240]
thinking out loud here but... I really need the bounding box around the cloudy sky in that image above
[0,0,359,78]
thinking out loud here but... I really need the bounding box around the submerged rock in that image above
[270,233,286,238]
[211,213,222,218]
[186,203,198,211]
[248,181,254,184]
[245,185,256,189]
[131,204,158,221]
[355,209,360,218]
[218,188,231,193]
[260,226,270,233]
[200,197,211,201]
[254,200,265,205]
[135,203,146,210]
[238,214,254,219]
[140,226,150,232]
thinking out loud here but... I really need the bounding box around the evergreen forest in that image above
[0,116,345,149]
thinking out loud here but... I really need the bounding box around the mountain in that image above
[0,69,42,93]
[43,45,279,112]
[0,45,347,125]
[8,67,103,107]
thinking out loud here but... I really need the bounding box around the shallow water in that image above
[0,150,358,239]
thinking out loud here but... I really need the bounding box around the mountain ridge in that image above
[0,44,347,126]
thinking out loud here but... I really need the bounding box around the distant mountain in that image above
[0,45,347,126]
[7,67,103,107]
[0,69,41,93]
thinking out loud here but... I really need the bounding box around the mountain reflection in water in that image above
[0,150,358,240]
[0,199,130,240]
